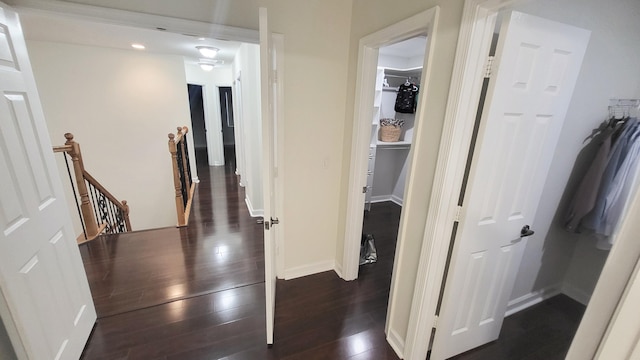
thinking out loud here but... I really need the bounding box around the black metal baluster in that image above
[88,181,100,228]
[183,137,192,185]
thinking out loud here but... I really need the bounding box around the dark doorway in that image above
[219,87,236,162]
[187,84,208,167]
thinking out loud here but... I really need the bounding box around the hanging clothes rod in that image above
[384,74,408,79]
[609,98,640,107]
[608,99,640,119]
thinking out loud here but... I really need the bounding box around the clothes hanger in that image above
[404,77,411,86]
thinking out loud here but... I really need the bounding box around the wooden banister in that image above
[53,133,132,243]
[168,126,195,227]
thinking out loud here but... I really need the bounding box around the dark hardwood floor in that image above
[79,147,583,359]
[449,295,585,360]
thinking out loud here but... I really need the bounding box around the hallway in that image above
[79,149,400,359]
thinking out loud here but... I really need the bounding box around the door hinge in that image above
[433,314,439,328]
[484,55,495,78]
[362,186,369,194]
[454,205,463,222]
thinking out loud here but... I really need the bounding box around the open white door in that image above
[0,3,96,359]
[259,6,279,346]
[431,11,590,359]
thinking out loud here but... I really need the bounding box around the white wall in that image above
[232,43,263,216]
[27,40,193,231]
[30,0,354,307]
[184,63,233,166]
[508,0,640,306]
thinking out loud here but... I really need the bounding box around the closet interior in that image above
[360,36,426,267]
[364,36,426,211]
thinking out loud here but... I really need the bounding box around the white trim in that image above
[561,282,591,306]
[387,328,406,359]
[370,195,391,203]
[186,80,225,167]
[341,7,440,285]
[245,196,264,217]
[505,285,561,317]
[334,260,344,279]
[213,84,235,166]
[390,195,403,207]
[284,260,335,280]
[568,185,640,359]
[595,256,640,359]
[402,1,508,359]
[370,195,404,207]
[10,0,259,43]
[272,33,286,280]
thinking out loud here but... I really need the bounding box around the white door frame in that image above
[340,7,440,281]
[185,81,225,169]
[212,82,234,164]
[402,0,640,359]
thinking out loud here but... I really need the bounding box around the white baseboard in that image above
[387,328,405,359]
[370,195,404,206]
[245,197,264,217]
[561,282,591,306]
[334,260,345,279]
[284,260,335,280]
[211,161,224,166]
[506,284,561,317]
[371,195,391,203]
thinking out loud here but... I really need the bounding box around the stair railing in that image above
[53,133,132,244]
[168,126,195,227]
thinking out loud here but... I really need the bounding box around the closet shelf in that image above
[376,141,411,149]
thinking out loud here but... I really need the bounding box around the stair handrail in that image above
[168,126,195,227]
[53,133,131,243]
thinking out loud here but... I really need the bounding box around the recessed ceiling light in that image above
[196,46,219,58]
[131,43,145,50]
[198,37,206,41]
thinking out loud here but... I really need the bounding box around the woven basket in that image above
[380,125,402,142]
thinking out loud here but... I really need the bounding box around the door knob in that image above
[520,225,535,237]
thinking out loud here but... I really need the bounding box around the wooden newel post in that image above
[169,133,186,226]
[64,133,99,238]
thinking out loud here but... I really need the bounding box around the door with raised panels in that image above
[431,11,590,359]
[0,3,96,359]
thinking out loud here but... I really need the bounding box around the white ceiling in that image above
[379,36,427,58]
[19,12,243,66]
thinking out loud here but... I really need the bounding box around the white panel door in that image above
[0,3,96,359]
[431,11,590,359]
[259,6,278,346]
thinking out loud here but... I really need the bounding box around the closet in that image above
[365,37,425,210]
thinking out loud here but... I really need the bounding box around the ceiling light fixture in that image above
[199,62,215,71]
[196,46,219,58]
[198,59,223,71]
[131,43,145,50]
